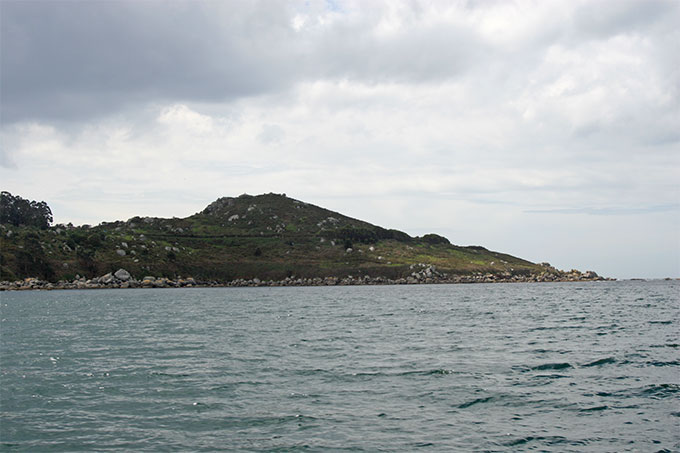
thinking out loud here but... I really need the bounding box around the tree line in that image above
[0,191,53,229]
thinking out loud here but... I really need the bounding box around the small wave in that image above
[649,320,673,325]
[349,371,381,378]
[582,357,617,367]
[344,368,458,379]
[650,343,679,348]
[288,392,319,399]
[426,368,456,375]
[505,436,537,446]
[209,383,237,391]
[640,383,680,398]
[579,405,608,412]
[294,368,333,377]
[149,371,191,378]
[611,404,640,409]
[504,435,571,447]
[531,373,569,379]
[529,326,552,331]
[604,383,680,400]
[458,396,493,408]
[646,360,680,367]
[531,362,573,371]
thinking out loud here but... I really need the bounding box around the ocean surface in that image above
[1,281,678,452]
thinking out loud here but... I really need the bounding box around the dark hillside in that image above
[1,192,601,286]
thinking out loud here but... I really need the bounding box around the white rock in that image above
[114,268,131,281]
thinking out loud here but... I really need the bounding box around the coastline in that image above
[1,266,612,291]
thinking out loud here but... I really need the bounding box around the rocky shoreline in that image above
[0,265,611,291]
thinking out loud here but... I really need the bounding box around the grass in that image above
[0,193,545,282]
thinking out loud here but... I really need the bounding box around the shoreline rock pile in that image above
[0,265,612,291]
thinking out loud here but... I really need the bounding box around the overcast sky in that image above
[1,0,678,279]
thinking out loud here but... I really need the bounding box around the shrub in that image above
[420,233,450,245]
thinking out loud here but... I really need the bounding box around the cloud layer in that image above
[1,0,679,278]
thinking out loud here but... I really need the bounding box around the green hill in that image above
[0,192,601,286]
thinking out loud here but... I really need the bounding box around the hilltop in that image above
[0,192,605,288]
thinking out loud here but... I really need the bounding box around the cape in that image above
[0,192,606,289]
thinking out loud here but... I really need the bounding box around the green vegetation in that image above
[0,191,53,229]
[0,192,543,282]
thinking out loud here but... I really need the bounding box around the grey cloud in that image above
[258,124,285,144]
[316,20,486,83]
[525,204,679,216]
[0,1,492,124]
[1,0,302,123]
[571,0,676,39]
[0,147,16,168]
[2,0,679,125]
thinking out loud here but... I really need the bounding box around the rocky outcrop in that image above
[408,264,445,283]
[0,265,612,291]
[0,269,198,290]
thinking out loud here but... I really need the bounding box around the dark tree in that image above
[420,233,450,245]
[0,191,53,229]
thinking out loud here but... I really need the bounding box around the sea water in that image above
[1,281,678,451]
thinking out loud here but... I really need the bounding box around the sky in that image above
[1,0,678,279]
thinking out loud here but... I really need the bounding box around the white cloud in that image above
[157,104,214,133]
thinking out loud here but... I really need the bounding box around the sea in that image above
[1,280,678,452]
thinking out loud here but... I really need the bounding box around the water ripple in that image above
[1,280,678,451]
